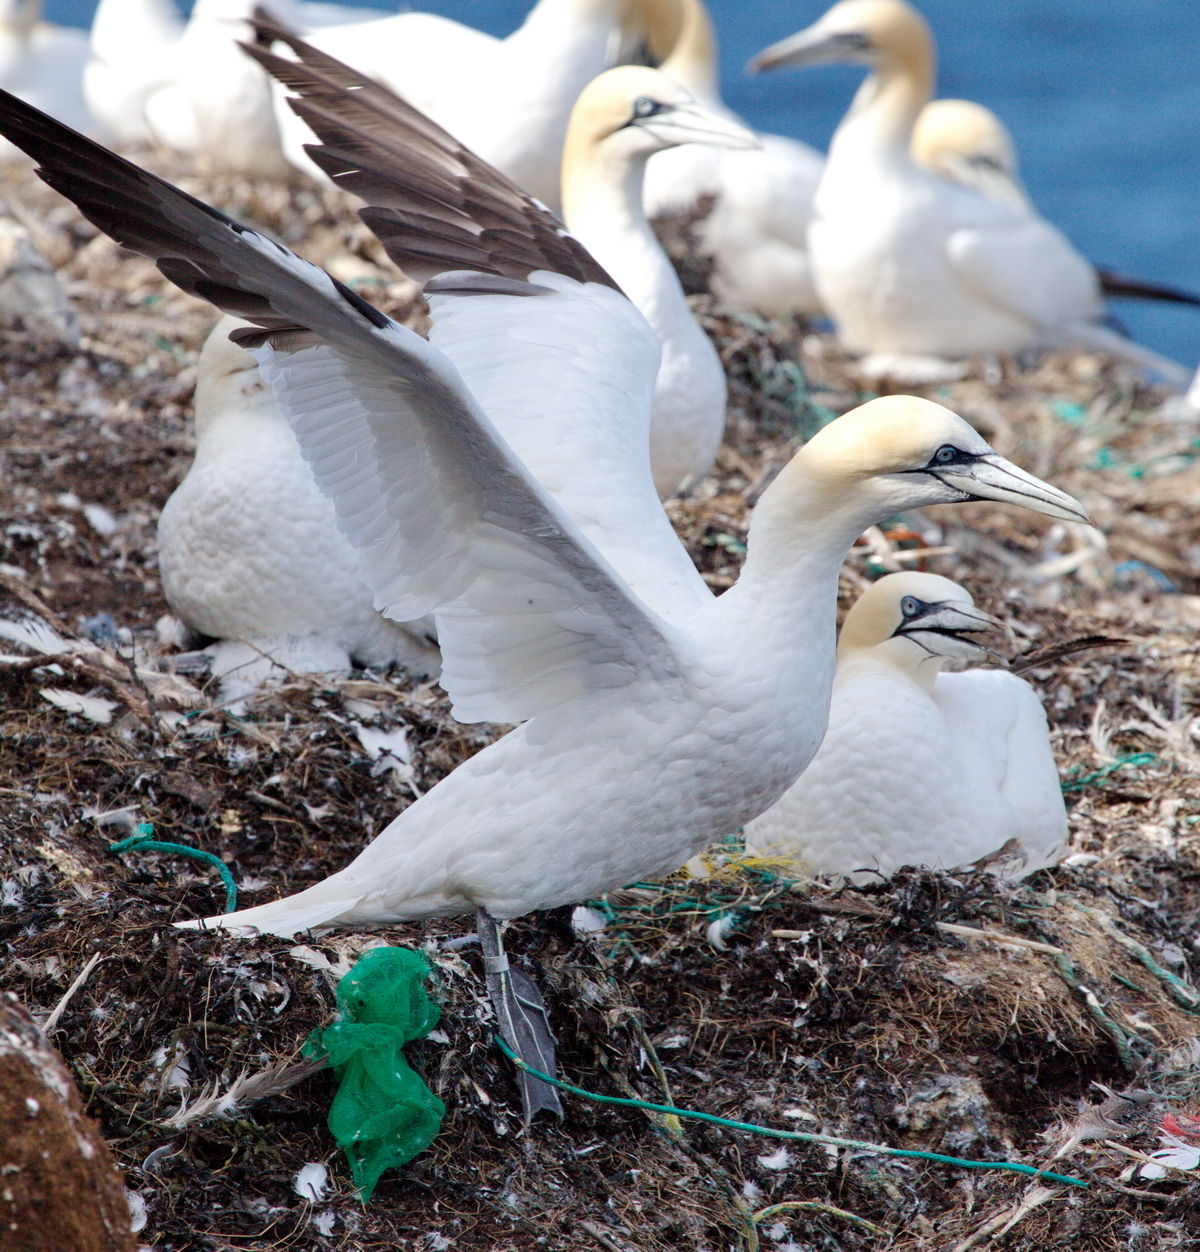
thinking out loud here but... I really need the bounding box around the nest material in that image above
[0,157,1198,1251]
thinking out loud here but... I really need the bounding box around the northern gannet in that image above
[639,0,826,318]
[0,86,1086,1119]
[270,0,643,210]
[750,0,1189,385]
[560,65,757,497]
[0,0,91,157]
[157,315,441,685]
[83,0,380,161]
[744,572,1067,881]
[914,96,1200,309]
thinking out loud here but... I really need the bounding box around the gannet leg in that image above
[476,909,563,1121]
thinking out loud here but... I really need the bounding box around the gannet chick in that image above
[750,0,1189,385]
[745,572,1067,881]
[561,65,757,497]
[0,85,1086,1121]
[640,0,825,318]
[157,316,441,683]
[0,0,91,156]
[271,0,642,211]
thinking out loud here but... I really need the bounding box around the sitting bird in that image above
[157,316,441,690]
[744,571,1067,880]
[749,0,1189,385]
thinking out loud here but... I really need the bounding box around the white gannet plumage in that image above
[640,0,826,318]
[910,96,1031,212]
[0,0,91,157]
[744,571,1068,881]
[0,89,1088,1117]
[271,0,640,210]
[83,0,381,162]
[750,0,1189,384]
[560,65,757,498]
[157,315,441,680]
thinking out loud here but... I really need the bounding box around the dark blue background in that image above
[44,0,1200,369]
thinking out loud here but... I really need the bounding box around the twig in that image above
[752,1200,887,1237]
[42,952,102,1033]
[936,921,1064,955]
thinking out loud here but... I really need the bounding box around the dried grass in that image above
[0,157,1198,1251]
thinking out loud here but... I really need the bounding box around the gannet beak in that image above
[894,600,1001,662]
[634,101,760,151]
[931,454,1089,523]
[748,25,872,74]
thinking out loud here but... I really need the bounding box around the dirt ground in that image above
[0,157,1199,1252]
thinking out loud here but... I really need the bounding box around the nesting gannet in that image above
[83,0,380,161]
[914,97,1200,310]
[560,66,757,497]
[744,572,1067,880]
[157,315,441,684]
[639,0,825,318]
[0,85,1086,1118]
[0,0,91,157]
[750,0,1189,385]
[270,0,644,210]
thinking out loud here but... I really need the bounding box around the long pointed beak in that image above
[896,601,1000,662]
[748,26,870,74]
[936,455,1089,523]
[897,602,1001,639]
[641,101,760,151]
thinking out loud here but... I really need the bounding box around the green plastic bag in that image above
[305,946,445,1200]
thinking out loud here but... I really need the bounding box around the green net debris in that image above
[304,946,445,1200]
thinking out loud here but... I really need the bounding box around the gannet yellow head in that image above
[193,315,268,432]
[758,396,1087,540]
[913,99,1017,179]
[838,571,998,677]
[641,0,720,103]
[562,65,757,171]
[911,98,1031,210]
[748,0,933,82]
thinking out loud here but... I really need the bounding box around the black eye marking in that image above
[633,96,665,119]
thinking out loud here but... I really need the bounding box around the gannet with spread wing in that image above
[750,0,1188,385]
[0,85,1085,1118]
[745,572,1067,880]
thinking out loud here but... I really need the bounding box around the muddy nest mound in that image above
[0,158,1198,1251]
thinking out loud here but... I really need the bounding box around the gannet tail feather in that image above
[1061,320,1190,387]
[1097,269,1200,308]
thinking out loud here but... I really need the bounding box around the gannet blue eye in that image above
[932,445,959,465]
[900,596,922,618]
[633,97,664,119]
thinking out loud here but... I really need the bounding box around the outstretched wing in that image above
[0,90,683,723]
[245,11,613,288]
[247,18,714,619]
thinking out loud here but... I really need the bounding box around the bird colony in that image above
[0,1,1198,1249]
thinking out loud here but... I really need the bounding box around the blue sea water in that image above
[42,0,1200,369]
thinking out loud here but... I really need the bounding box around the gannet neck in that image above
[837,43,932,160]
[660,0,722,107]
[0,0,39,39]
[843,638,943,694]
[562,132,651,250]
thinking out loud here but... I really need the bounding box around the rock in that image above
[0,217,78,346]
[0,996,134,1252]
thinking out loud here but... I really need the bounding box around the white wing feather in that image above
[247,269,682,724]
[947,216,1101,332]
[426,272,713,622]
